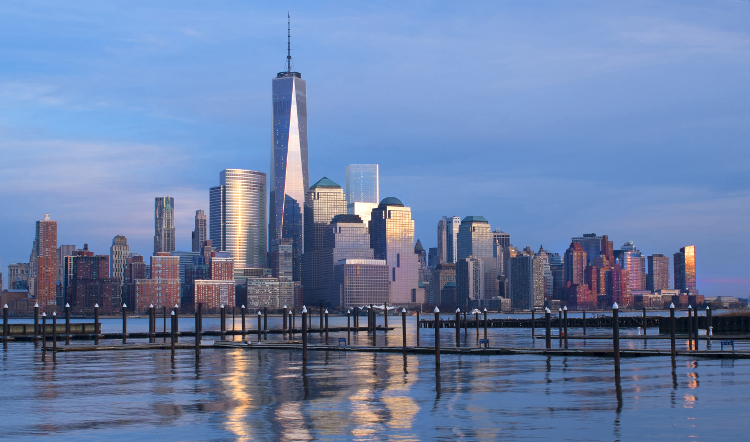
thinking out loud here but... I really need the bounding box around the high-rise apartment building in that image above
[302,177,347,306]
[109,235,129,288]
[533,248,549,307]
[509,252,534,310]
[493,230,511,248]
[210,169,267,270]
[8,263,30,290]
[57,244,76,289]
[606,265,632,306]
[69,253,120,313]
[674,245,696,294]
[445,216,460,263]
[457,216,493,260]
[370,197,419,305]
[436,218,448,264]
[154,197,175,255]
[321,214,374,307]
[192,210,207,253]
[334,259,389,308]
[270,22,308,282]
[618,241,646,291]
[456,257,484,308]
[33,214,57,309]
[347,202,379,225]
[134,253,181,313]
[564,242,586,285]
[647,254,670,292]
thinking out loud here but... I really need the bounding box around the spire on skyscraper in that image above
[287,12,292,73]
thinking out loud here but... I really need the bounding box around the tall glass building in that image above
[345,164,379,204]
[457,216,493,260]
[301,177,347,306]
[321,214,375,307]
[210,169,267,270]
[674,245,696,293]
[154,197,175,255]
[270,29,308,282]
[370,197,419,305]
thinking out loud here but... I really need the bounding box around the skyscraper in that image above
[647,254,670,292]
[210,169,267,270]
[436,218,448,264]
[571,233,604,265]
[345,164,379,204]
[302,177,347,306]
[445,216,460,263]
[457,216,493,260]
[674,245,696,294]
[192,210,207,253]
[370,197,419,305]
[270,17,308,282]
[509,252,534,310]
[33,214,57,309]
[618,241,646,291]
[154,197,175,255]
[564,242,587,285]
[321,214,375,307]
[109,235,129,293]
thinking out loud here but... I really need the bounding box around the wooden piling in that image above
[706,306,712,340]
[416,310,420,347]
[264,306,268,339]
[402,308,407,353]
[384,302,388,329]
[613,303,620,379]
[347,309,351,344]
[3,304,9,340]
[94,303,100,345]
[475,311,479,341]
[531,309,535,338]
[122,303,127,344]
[257,311,262,342]
[241,305,246,337]
[170,311,175,360]
[582,310,586,336]
[693,305,699,350]
[283,305,288,336]
[545,308,551,349]
[687,306,693,351]
[434,307,441,370]
[558,308,562,348]
[455,309,461,347]
[34,303,39,338]
[302,308,308,363]
[65,303,70,345]
[149,305,154,343]
[319,301,324,333]
[563,306,568,349]
[642,307,647,338]
[324,309,329,345]
[52,312,57,353]
[195,303,201,360]
[483,308,488,340]
[174,304,179,343]
[670,304,676,358]
[41,313,47,355]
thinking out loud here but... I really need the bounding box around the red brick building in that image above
[134,253,180,313]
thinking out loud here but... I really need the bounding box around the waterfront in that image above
[1,316,749,439]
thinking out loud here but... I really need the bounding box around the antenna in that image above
[287,12,292,73]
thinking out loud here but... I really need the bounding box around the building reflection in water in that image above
[222,349,253,440]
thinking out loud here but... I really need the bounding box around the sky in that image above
[0,1,749,296]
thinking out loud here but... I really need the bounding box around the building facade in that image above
[509,253,534,310]
[320,214,374,308]
[109,235,129,291]
[302,177,347,307]
[457,216,493,260]
[345,164,379,204]
[210,169,267,270]
[647,254,670,292]
[333,259,390,308]
[674,245,696,294]
[192,210,207,252]
[369,197,419,305]
[33,214,58,310]
[154,197,175,255]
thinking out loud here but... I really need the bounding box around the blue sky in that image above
[1,1,749,296]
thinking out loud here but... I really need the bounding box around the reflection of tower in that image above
[270,16,308,281]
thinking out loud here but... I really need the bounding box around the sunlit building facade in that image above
[674,245,696,294]
[334,259,390,308]
[369,197,419,305]
[457,216,493,260]
[270,53,308,282]
[192,210,207,252]
[32,213,57,310]
[647,254,670,292]
[321,214,374,307]
[210,169,267,270]
[302,177,347,307]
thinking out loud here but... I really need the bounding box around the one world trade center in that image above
[270,15,308,281]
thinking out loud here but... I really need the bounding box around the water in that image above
[1,314,747,439]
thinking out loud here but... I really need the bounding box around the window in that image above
[392,268,396,282]
[397,253,400,267]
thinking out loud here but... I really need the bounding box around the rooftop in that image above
[462,215,488,223]
[310,177,341,189]
[379,197,404,207]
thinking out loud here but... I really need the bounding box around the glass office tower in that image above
[345,164,379,204]
[210,169,267,270]
[270,36,308,281]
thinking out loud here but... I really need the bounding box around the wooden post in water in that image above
[372,305,377,347]
[257,311,262,342]
[434,307,441,370]
[346,310,352,345]
[163,306,167,333]
[475,311,479,341]
[34,303,39,338]
[291,309,295,336]
[558,308,563,348]
[302,307,308,363]
[241,305,246,337]
[195,303,201,361]
[319,301,324,334]
[324,309,329,345]
[3,304,8,340]
[64,303,70,345]
[52,312,58,353]
[582,310,586,336]
[354,306,359,331]
[463,311,468,338]
[174,304,179,343]
[170,310,175,360]
[42,313,47,354]
[122,303,128,344]
[693,305,699,350]
[483,308,488,340]
[264,305,268,339]
[545,308,551,349]
[231,306,235,332]
[531,309,535,338]
[455,309,461,347]
[148,304,156,344]
[563,306,568,349]
[197,303,203,343]
[670,303,676,358]
[706,306,712,341]
[402,308,407,353]
[416,310,420,347]
[220,305,226,341]
[283,305,288,336]
[94,303,100,345]
[308,304,312,329]
[384,302,388,329]
[688,305,693,351]
[613,303,620,378]
[642,307,647,339]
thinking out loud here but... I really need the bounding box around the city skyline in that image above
[1,3,749,298]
